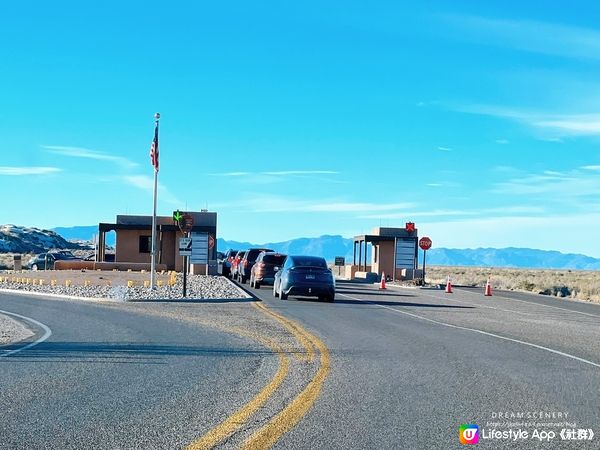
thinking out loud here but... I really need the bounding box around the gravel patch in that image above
[0,312,34,345]
[0,272,248,301]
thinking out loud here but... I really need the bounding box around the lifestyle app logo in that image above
[460,424,479,445]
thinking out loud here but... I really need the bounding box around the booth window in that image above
[139,236,152,253]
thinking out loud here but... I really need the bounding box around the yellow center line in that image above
[186,333,290,450]
[253,302,316,362]
[242,303,331,450]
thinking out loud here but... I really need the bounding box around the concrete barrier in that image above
[354,271,379,283]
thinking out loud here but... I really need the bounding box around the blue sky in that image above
[2,1,600,256]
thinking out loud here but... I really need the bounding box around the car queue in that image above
[222,248,335,302]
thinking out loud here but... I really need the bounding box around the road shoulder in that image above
[0,311,34,345]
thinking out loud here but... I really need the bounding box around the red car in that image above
[230,250,246,280]
[221,249,238,278]
[250,252,287,288]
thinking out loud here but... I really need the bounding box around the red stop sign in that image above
[419,237,432,250]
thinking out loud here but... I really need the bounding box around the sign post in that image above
[334,256,345,277]
[174,211,194,297]
[418,237,432,283]
[183,234,188,298]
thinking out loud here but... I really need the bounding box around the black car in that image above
[221,249,238,278]
[250,251,287,288]
[273,255,335,302]
[27,250,81,270]
[237,248,274,283]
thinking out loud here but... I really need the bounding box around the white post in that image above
[150,169,158,289]
[150,113,160,290]
[93,234,97,262]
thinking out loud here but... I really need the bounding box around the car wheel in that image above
[32,264,38,271]
[279,285,288,300]
[255,280,261,289]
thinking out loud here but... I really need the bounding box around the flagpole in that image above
[150,112,160,290]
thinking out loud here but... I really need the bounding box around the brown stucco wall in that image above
[372,241,395,277]
[116,230,152,264]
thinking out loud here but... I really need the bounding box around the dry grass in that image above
[0,250,97,270]
[0,253,34,270]
[426,266,600,304]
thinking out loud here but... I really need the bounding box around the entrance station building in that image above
[352,226,419,281]
[97,211,217,274]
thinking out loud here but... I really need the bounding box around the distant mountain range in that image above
[218,237,600,270]
[53,225,115,246]
[7,225,595,270]
[218,235,356,262]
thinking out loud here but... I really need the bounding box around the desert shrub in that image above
[425,266,599,303]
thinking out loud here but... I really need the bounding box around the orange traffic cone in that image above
[484,279,493,296]
[380,272,387,290]
[445,276,453,294]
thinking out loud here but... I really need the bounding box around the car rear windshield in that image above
[247,249,274,261]
[52,252,78,260]
[263,254,286,265]
[290,257,327,268]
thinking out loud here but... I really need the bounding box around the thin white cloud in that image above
[214,194,413,214]
[437,146,452,151]
[123,175,182,206]
[0,166,61,176]
[420,213,600,257]
[492,168,600,199]
[209,172,250,177]
[443,14,600,61]
[485,206,546,214]
[123,175,153,190]
[581,165,600,171]
[43,145,138,168]
[305,202,412,213]
[426,183,443,187]
[359,205,547,221]
[493,165,518,173]
[210,170,339,176]
[495,139,509,144]
[533,115,600,135]
[359,209,479,219]
[455,104,600,137]
[263,170,339,176]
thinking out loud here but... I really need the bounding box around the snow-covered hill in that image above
[0,225,83,254]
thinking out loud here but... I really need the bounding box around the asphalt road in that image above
[0,293,275,449]
[1,282,599,449]
[247,280,600,449]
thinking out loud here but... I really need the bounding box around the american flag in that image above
[149,122,159,172]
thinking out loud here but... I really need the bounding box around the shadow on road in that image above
[334,289,416,298]
[1,342,277,363]
[293,297,474,308]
